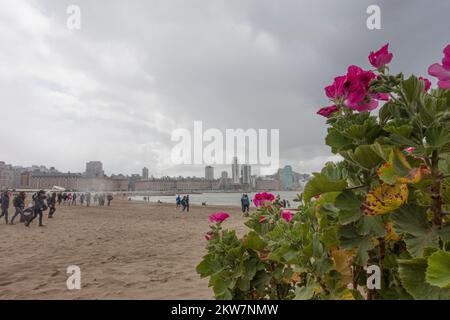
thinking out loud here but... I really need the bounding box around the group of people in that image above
[1,190,56,227]
[240,193,291,216]
[175,195,190,212]
[0,190,115,227]
[57,192,114,207]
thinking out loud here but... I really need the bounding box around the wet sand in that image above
[0,200,248,299]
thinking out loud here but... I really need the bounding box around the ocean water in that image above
[131,191,302,207]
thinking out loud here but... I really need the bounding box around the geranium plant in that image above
[197,44,450,300]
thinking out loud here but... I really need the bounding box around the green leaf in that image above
[342,145,383,170]
[339,225,374,266]
[320,226,340,250]
[210,274,234,300]
[426,250,450,289]
[326,128,352,152]
[401,75,423,107]
[196,254,222,277]
[438,225,450,243]
[398,258,450,300]
[303,167,348,202]
[294,277,320,300]
[242,231,267,251]
[425,126,450,149]
[357,215,387,238]
[391,206,439,257]
[335,191,362,225]
[252,271,271,296]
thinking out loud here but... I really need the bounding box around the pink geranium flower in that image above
[254,192,275,207]
[317,105,339,118]
[325,76,347,100]
[209,212,230,224]
[404,147,415,155]
[204,231,214,241]
[369,44,393,69]
[323,65,384,113]
[428,45,450,89]
[261,192,275,202]
[281,211,293,223]
[419,77,432,92]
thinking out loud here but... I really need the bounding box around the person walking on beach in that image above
[241,194,250,216]
[80,193,85,206]
[62,193,67,205]
[67,193,72,206]
[181,196,187,211]
[47,192,57,218]
[0,190,11,224]
[10,191,26,224]
[107,194,113,206]
[25,190,47,227]
[86,192,91,207]
[93,193,99,206]
[176,195,181,209]
[185,195,190,212]
[72,193,77,206]
[57,192,63,206]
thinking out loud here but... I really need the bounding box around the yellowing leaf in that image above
[385,222,402,242]
[364,184,409,216]
[397,165,431,184]
[378,162,431,185]
[332,249,353,286]
[340,290,355,300]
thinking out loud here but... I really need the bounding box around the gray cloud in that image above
[0,0,449,177]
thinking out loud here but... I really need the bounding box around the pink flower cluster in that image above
[428,45,450,89]
[318,44,393,118]
[281,211,293,223]
[253,192,275,207]
[209,211,230,224]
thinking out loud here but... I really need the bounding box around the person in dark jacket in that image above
[47,192,57,218]
[107,194,113,206]
[25,190,47,227]
[86,192,91,207]
[57,193,63,206]
[0,190,11,224]
[241,194,250,216]
[72,193,77,206]
[11,191,26,224]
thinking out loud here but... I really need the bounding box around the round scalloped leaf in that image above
[426,250,450,289]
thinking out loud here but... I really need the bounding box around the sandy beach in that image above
[0,199,248,299]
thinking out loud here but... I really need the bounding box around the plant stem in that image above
[430,151,443,227]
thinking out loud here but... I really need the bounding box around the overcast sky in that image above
[0,0,449,177]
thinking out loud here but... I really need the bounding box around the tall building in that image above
[142,167,149,180]
[0,161,14,189]
[280,165,294,190]
[231,157,239,184]
[241,164,251,184]
[205,166,214,180]
[85,161,104,178]
[221,171,228,179]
